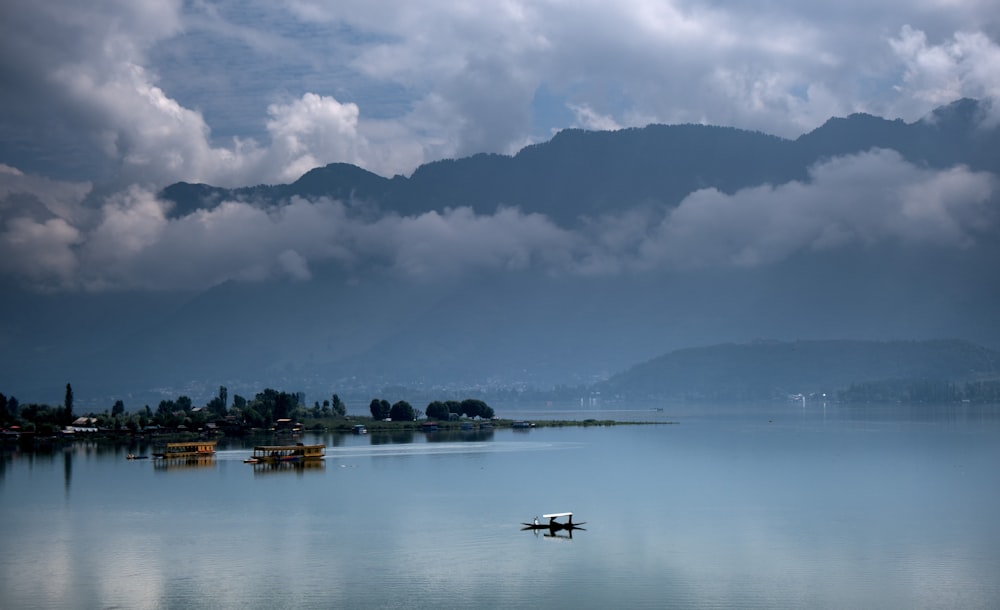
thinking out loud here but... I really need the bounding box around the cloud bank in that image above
[1,151,994,292]
[1,1,997,293]
[1,1,999,189]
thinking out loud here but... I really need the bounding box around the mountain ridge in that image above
[3,99,999,407]
[597,338,1000,402]
[160,98,999,224]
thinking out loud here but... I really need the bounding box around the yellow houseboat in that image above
[152,440,217,460]
[246,443,325,464]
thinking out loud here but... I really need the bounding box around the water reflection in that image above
[370,431,415,445]
[520,524,586,539]
[250,460,325,476]
[63,448,71,495]
[423,429,495,443]
[152,456,216,471]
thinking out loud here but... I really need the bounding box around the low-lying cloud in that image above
[0,150,995,292]
[634,149,996,270]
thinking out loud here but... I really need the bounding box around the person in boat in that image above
[533,516,539,526]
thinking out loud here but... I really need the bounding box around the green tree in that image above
[425,401,450,420]
[64,383,74,425]
[274,392,295,421]
[158,401,182,427]
[6,395,18,420]
[252,389,279,422]
[369,399,391,420]
[332,394,346,417]
[207,386,228,417]
[111,400,125,417]
[460,398,494,419]
[0,393,8,425]
[390,400,415,422]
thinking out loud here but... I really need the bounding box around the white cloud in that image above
[0,168,92,288]
[363,206,575,280]
[264,94,364,183]
[890,26,1000,124]
[0,216,82,286]
[634,149,996,269]
[569,105,622,131]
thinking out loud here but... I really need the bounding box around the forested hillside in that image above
[596,340,1000,402]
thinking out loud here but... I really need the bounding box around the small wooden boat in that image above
[126,454,149,460]
[521,512,586,531]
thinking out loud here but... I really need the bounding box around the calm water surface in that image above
[2,403,999,609]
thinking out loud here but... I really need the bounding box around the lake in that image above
[2,402,999,609]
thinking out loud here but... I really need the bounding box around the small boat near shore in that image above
[126,454,149,460]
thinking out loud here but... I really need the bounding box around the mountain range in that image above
[597,339,1000,402]
[3,98,999,409]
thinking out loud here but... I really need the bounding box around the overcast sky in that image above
[1,0,998,291]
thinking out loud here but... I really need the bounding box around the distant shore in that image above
[1,416,676,451]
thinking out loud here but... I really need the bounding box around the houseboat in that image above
[152,440,217,460]
[247,443,325,464]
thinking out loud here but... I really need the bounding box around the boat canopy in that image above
[542,512,572,519]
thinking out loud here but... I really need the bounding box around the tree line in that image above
[368,398,494,422]
[838,378,1000,404]
[1,383,494,435]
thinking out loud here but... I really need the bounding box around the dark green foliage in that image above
[251,389,298,422]
[840,378,1000,404]
[63,383,74,425]
[425,401,450,420]
[206,386,228,417]
[390,400,414,421]
[370,399,391,420]
[459,398,494,419]
[426,399,494,420]
[331,394,346,417]
[2,394,16,422]
[111,400,125,417]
